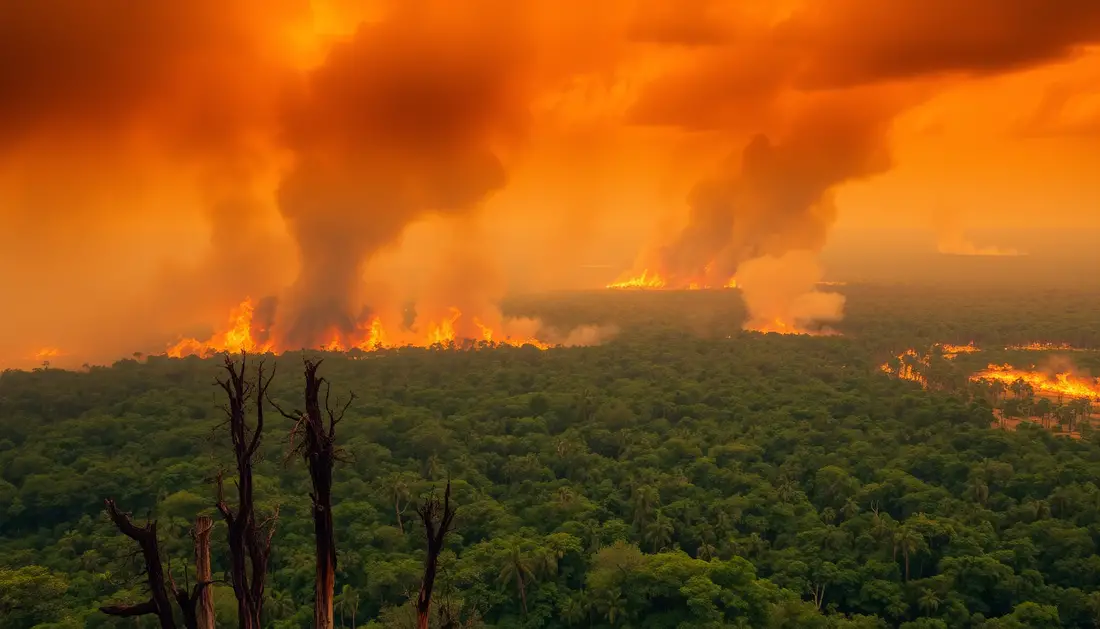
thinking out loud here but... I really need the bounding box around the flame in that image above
[971,364,1100,400]
[356,316,388,351]
[607,269,666,289]
[163,300,556,358]
[167,298,274,358]
[426,307,462,346]
[1006,342,1081,351]
[744,318,836,336]
[880,348,930,387]
[939,342,980,359]
[606,269,741,290]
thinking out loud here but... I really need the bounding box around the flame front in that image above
[940,342,980,359]
[606,269,741,290]
[163,299,553,357]
[607,270,667,289]
[970,364,1100,400]
[1006,342,1081,351]
[167,298,274,358]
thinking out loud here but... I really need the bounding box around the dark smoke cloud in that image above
[276,2,536,345]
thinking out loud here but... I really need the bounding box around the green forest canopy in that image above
[3,284,1100,628]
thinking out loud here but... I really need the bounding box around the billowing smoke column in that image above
[3,0,1100,364]
[656,100,893,288]
[275,3,534,347]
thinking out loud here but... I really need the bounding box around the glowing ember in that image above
[970,364,1100,401]
[725,278,739,289]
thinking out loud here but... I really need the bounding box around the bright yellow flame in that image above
[971,364,1100,400]
[607,269,666,289]
[167,298,274,358]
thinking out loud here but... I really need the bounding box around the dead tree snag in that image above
[415,481,457,629]
[272,358,352,629]
[215,352,279,629]
[192,516,216,629]
[100,499,177,629]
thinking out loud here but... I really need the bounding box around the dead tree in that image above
[100,499,178,628]
[272,359,352,629]
[415,481,457,629]
[192,516,216,629]
[100,500,215,629]
[215,352,279,629]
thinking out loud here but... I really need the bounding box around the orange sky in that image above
[1,0,1099,368]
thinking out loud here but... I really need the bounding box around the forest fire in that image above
[605,269,741,290]
[165,299,554,358]
[880,349,929,386]
[1006,342,1082,351]
[167,299,273,358]
[941,343,980,358]
[970,364,1100,401]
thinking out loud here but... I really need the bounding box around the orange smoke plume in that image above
[3,1,1100,366]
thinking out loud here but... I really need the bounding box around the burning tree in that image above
[271,358,352,629]
[415,481,457,629]
[215,352,279,629]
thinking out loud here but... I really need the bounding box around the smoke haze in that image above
[2,0,1100,366]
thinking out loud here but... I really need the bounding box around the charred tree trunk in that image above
[272,359,352,629]
[193,516,216,629]
[416,481,457,629]
[215,352,279,629]
[100,499,177,629]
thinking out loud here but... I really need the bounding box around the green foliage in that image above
[3,286,1100,628]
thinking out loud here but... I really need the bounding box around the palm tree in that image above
[966,476,989,506]
[644,513,674,553]
[598,588,628,626]
[560,594,588,626]
[556,486,575,507]
[631,485,659,528]
[917,589,941,616]
[892,525,925,581]
[498,541,537,617]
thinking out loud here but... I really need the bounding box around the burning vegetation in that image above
[165,298,563,357]
[882,343,1100,403]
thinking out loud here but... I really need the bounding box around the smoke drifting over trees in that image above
[2,0,1099,364]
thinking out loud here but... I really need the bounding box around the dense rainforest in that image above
[3,285,1100,629]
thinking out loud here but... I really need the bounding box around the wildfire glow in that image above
[940,342,980,358]
[971,364,1100,401]
[881,349,929,386]
[606,269,742,290]
[607,270,667,289]
[34,347,61,361]
[167,298,274,358]
[1006,342,1082,351]
[165,299,554,358]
